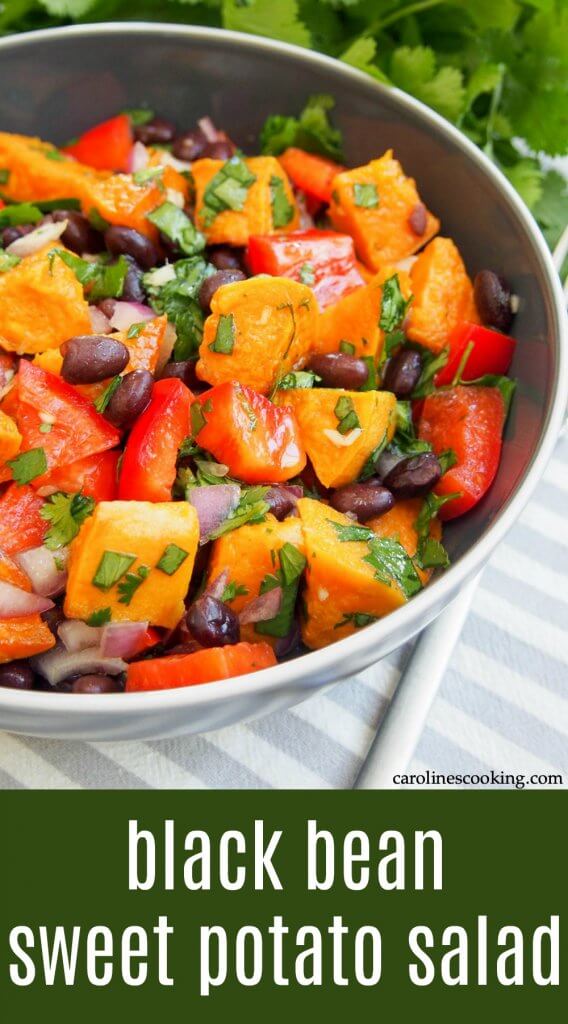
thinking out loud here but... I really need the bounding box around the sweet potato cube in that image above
[197,276,317,394]
[297,498,408,650]
[0,615,55,664]
[64,501,199,629]
[192,156,299,245]
[0,409,22,464]
[405,237,479,353]
[207,515,304,647]
[367,497,442,587]
[0,244,91,355]
[273,388,396,489]
[329,149,439,270]
[315,266,411,360]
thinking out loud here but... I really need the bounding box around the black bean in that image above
[265,486,299,521]
[186,595,240,648]
[307,353,369,391]
[383,452,442,498]
[382,349,422,397]
[41,605,65,636]
[198,269,247,312]
[0,661,36,690]
[408,202,427,236]
[51,209,103,254]
[474,270,513,332]
[330,481,394,522]
[134,117,176,146]
[202,140,234,161]
[121,255,147,303]
[61,335,130,384]
[72,675,123,694]
[104,369,154,429]
[105,225,158,270]
[160,360,201,390]
[172,129,208,162]
[2,224,34,247]
[208,246,245,271]
[98,298,116,320]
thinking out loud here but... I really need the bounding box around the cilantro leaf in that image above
[208,486,270,539]
[223,0,311,50]
[260,93,343,161]
[148,201,205,257]
[40,491,95,550]
[270,175,295,228]
[0,202,42,228]
[7,447,47,485]
[379,274,411,333]
[117,565,150,605]
[201,156,257,228]
[221,580,249,603]
[255,542,307,638]
[50,249,128,302]
[143,256,213,361]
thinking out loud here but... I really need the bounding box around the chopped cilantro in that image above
[156,544,189,576]
[118,565,150,605]
[334,395,361,435]
[201,156,257,227]
[256,542,307,638]
[7,447,47,485]
[438,449,458,475]
[123,107,155,126]
[35,198,81,213]
[88,208,110,232]
[133,166,165,189]
[126,322,146,339]
[411,347,449,399]
[334,612,378,629]
[462,374,517,415]
[413,492,459,570]
[209,313,235,354]
[147,201,205,257]
[209,486,270,540]
[276,370,320,390]
[92,551,137,592]
[40,491,96,550]
[221,581,249,603]
[270,175,294,228]
[143,256,213,360]
[260,94,343,162]
[364,537,422,599]
[339,341,356,355]
[86,608,112,627]
[190,400,209,437]
[50,249,128,302]
[0,202,42,228]
[0,169,10,185]
[353,183,379,208]
[379,274,412,333]
[94,375,122,413]
[329,520,374,544]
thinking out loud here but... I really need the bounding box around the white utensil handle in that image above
[354,574,481,789]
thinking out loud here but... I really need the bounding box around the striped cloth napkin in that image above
[0,433,565,790]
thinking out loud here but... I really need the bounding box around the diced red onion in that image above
[295,190,315,230]
[6,219,67,257]
[156,321,176,373]
[15,545,68,597]
[0,580,54,619]
[89,305,112,334]
[188,484,241,543]
[239,586,282,625]
[202,569,230,602]
[31,644,126,686]
[109,301,154,332]
[129,140,149,173]
[58,619,101,653]
[197,116,219,143]
[100,621,149,659]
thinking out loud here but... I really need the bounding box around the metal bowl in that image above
[0,24,566,740]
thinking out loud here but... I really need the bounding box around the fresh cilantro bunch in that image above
[3,0,567,244]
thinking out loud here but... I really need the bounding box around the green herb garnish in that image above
[276,370,320,390]
[117,565,150,605]
[7,447,47,485]
[40,491,95,550]
[353,183,379,208]
[92,551,137,592]
[156,544,189,576]
[201,156,257,227]
[379,274,412,333]
[50,249,128,302]
[255,543,307,638]
[94,375,122,414]
[209,313,235,354]
[299,262,315,286]
[334,395,361,435]
[86,608,112,627]
[270,175,294,228]
[148,201,205,257]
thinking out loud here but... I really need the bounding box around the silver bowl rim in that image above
[0,21,566,718]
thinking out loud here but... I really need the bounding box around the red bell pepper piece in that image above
[118,378,192,502]
[279,148,343,204]
[126,641,277,692]
[0,484,46,555]
[435,322,516,387]
[44,450,120,502]
[418,385,506,520]
[194,381,306,483]
[63,113,133,173]
[247,229,365,310]
[15,362,120,483]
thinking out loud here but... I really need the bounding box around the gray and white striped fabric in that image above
[0,434,566,790]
